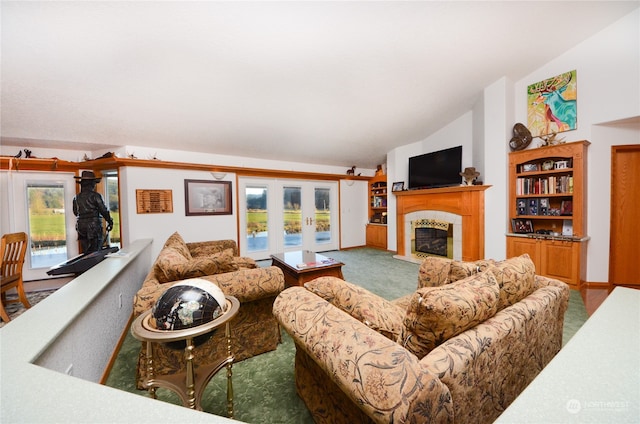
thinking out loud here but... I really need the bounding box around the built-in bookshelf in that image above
[507,140,590,288]
[366,174,387,249]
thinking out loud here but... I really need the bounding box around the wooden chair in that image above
[1,232,30,322]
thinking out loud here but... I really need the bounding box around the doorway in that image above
[609,144,640,289]
[239,178,338,260]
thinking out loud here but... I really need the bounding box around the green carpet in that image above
[104,248,589,423]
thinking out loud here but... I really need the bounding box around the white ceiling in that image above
[1,1,637,169]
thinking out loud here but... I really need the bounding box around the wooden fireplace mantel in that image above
[395,185,490,261]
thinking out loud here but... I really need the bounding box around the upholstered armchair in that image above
[132,232,285,389]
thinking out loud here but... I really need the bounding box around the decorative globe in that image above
[151,278,226,332]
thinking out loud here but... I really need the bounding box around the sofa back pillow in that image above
[417,257,495,289]
[449,259,495,282]
[491,254,536,310]
[162,232,192,260]
[417,257,451,288]
[154,248,238,283]
[154,246,190,283]
[400,269,500,359]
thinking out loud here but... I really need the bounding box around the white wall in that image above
[119,167,239,259]
[483,77,514,261]
[512,8,640,282]
[386,111,476,251]
[339,179,368,248]
[120,169,371,260]
[0,145,91,162]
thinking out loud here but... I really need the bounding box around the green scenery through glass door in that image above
[241,178,338,259]
[27,183,67,268]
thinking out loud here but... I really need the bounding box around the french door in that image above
[239,178,338,260]
[3,171,79,281]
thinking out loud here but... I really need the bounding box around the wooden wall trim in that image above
[0,156,371,182]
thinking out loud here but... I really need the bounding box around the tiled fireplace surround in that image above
[394,185,489,263]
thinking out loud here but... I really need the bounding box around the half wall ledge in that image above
[0,238,235,424]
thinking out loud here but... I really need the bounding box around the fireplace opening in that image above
[415,227,448,256]
[411,219,453,259]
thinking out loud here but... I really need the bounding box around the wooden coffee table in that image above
[270,250,345,288]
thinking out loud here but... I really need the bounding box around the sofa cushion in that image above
[417,257,495,288]
[491,254,536,310]
[304,276,404,341]
[417,257,451,288]
[154,247,238,283]
[449,259,496,282]
[162,232,192,260]
[400,269,500,359]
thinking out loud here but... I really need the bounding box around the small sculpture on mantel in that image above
[346,166,361,176]
[537,132,566,147]
[460,167,480,186]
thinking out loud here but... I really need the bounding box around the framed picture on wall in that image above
[184,180,232,216]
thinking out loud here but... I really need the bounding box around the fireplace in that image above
[412,219,453,259]
[394,185,488,262]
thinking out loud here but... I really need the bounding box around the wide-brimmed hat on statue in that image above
[74,171,102,183]
[459,167,480,179]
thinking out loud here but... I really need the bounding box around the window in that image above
[102,171,120,248]
[26,183,67,268]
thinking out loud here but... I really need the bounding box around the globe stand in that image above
[131,296,240,417]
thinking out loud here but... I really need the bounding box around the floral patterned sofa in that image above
[273,254,569,423]
[132,232,284,388]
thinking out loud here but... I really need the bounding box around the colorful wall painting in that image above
[527,70,577,137]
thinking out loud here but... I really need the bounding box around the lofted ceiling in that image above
[1,1,637,169]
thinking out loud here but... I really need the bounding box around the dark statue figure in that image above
[73,171,113,253]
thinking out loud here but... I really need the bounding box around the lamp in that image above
[211,172,227,180]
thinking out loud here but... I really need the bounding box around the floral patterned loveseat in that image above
[132,232,284,388]
[273,254,569,423]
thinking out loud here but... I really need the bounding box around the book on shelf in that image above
[516,175,574,195]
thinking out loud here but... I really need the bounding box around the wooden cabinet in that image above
[366,175,387,249]
[507,236,584,286]
[507,141,589,288]
[366,224,387,249]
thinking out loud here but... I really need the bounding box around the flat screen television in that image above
[408,146,462,189]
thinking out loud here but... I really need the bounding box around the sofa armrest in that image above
[274,287,453,424]
[533,274,569,291]
[187,239,238,257]
[304,276,404,341]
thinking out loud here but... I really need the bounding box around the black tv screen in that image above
[408,146,462,189]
